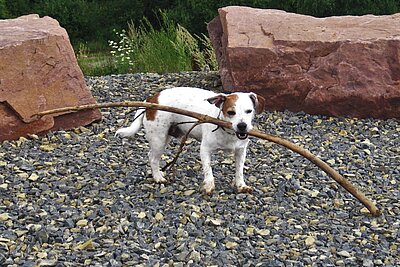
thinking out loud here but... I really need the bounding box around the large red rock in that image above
[0,14,101,141]
[208,6,400,118]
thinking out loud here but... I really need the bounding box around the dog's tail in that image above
[115,109,145,138]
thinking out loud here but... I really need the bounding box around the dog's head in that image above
[207,92,266,140]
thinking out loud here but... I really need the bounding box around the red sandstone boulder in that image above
[0,14,101,141]
[208,6,400,118]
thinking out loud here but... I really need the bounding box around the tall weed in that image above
[109,11,217,73]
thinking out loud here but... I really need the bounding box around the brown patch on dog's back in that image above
[222,94,239,116]
[146,92,160,121]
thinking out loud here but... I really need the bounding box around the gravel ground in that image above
[0,71,399,266]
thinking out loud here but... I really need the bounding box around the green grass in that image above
[76,41,120,76]
[76,10,217,76]
[77,52,117,76]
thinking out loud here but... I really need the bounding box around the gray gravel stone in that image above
[0,71,399,266]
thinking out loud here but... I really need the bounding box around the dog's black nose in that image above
[237,122,247,132]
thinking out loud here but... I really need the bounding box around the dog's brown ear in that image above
[206,94,226,108]
[250,93,266,114]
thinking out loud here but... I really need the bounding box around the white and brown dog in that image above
[116,87,265,194]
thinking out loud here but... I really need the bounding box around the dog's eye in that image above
[245,109,253,114]
[227,110,236,116]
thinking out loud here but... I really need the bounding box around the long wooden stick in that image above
[34,101,381,216]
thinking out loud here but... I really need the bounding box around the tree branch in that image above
[162,121,202,172]
[34,101,381,217]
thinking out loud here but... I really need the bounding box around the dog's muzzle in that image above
[235,122,249,140]
[236,132,248,140]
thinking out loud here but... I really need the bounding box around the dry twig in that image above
[34,101,381,217]
[162,121,202,172]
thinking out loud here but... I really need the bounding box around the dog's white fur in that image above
[116,87,265,194]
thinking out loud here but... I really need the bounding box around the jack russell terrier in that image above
[115,87,265,194]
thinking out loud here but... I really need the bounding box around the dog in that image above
[115,87,265,194]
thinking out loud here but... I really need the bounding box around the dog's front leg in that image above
[200,145,215,194]
[234,147,253,193]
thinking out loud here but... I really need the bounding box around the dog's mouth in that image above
[236,132,248,140]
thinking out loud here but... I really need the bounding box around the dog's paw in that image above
[201,182,215,195]
[153,175,168,184]
[115,128,127,138]
[237,185,253,193]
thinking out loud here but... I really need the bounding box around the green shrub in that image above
[5,0,145,47]
[0,0,9,18]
